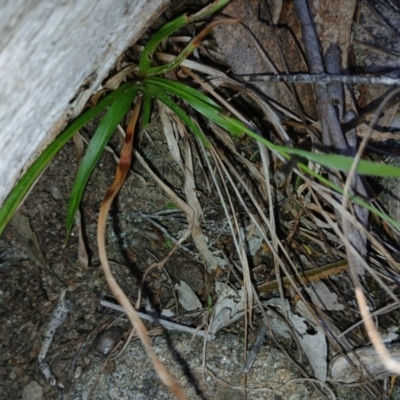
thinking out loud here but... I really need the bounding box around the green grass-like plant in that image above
[1,0,400,237]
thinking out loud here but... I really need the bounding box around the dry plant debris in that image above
[2,0,400,399]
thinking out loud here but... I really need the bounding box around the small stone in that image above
[74,365,82,379]
[22,381,43,400]
[92,326,123,356]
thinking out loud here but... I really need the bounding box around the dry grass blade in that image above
[97,97,187,399]
[342,87,400,375]
[157,104,220,272]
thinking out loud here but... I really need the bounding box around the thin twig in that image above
[100,300,212,340]
[257,260,348,294]
[38,289,73,388]
[339,301,400,338]
[243,322,267,373]
[240,73,400,86]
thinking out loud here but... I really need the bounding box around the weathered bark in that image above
[0,0,169,206]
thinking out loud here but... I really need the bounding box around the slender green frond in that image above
[65,86,138,237]
[241,126,400,178]
[147,19,236,76]
[139,14,190,76]
[0,83,138,236]
[144,83,209,146]
[144,77,222,109]
[139,0,230,77]
[141,91,151,128]
[193,106,400,178]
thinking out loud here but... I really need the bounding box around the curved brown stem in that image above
[97,96,187,399]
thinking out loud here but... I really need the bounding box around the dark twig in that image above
[342,86,400,132]
[243,322,267,373]
[100,299,213,340]
[364,0,400,39]
[353,39,400,58]
[325,44,344,121]
[292,0,368,275]
[292,0,346,152]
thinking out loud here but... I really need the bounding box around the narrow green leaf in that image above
[65,86,138,237]
[187,104,400,179]
[144,83,209,146]
[143,77,222,109]
[284,149,400,177]
[170,89,245,135]
[141,91,151,128]
[139,0,230,77]
[139,14,189,76]
[242,127,400,178]
[147,18,236,76]
[0,83,137,236]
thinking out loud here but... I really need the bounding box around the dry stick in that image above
[243,322,267,374]
[341,87,400,375]
[341,85,400,133]
[100,300,211,339]
[292,0,350,150]
[241,73,400,86]
[257,260,348,294]
[293,0,368,275]
[38,289,73,388]
[97,97,187,400]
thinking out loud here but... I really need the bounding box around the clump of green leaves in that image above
[1,0,400,237]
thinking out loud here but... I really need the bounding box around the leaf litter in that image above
[2,0,400,399]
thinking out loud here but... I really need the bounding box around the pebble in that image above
[22,381,43,400]
[92,326,123,356]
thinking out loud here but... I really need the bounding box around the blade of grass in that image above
[97,97,187,398]
[147,19,238,77]
[0,82,138,236]
[144,83,209,146]
[66,85,139,237]
[185,99,400,178]
[141,91,151,128]
[139,14,190,76]
[139,0,230,76]
[143,77,223,109]
[248,129,400,178]
[144,78,400,179]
